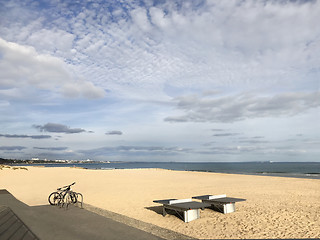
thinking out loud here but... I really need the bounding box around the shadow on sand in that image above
[145,206,163,215]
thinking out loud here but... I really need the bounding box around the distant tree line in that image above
[0,158,58,164]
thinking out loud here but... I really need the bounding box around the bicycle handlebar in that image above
[57,182,76,191]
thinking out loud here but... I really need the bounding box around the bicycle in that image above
[48,182,83,209]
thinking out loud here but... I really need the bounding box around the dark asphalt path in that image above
[0,189,163,240]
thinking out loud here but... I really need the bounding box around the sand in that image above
[0,166,319,239]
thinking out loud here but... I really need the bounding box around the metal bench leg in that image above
[163,207,167,216]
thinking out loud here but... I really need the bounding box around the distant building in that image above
[55,159,67,163]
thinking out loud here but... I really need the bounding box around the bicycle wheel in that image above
[48,192,62,205]
[63,192,72,209]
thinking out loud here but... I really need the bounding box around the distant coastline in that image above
[0,158,123,165]
[2,157,320,164]
[4,159,320,180]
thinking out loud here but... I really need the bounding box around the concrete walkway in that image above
[0,205,38,240]
[0,189,163,240]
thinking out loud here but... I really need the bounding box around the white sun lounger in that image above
[192,194,246,214]
[153,198,210,222]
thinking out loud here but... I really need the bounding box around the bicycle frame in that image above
[48,182,83,209]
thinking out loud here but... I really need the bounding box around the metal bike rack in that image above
[48,183,84,210]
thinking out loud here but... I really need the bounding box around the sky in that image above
[0,0,319,162]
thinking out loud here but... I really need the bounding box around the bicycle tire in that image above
[63,192,72,209]
[48,192,62,205]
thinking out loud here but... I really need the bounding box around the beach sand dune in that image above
[1,167,319,239]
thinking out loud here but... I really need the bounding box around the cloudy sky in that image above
[0,0,319,162]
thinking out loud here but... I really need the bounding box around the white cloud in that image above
[2,0,319,101]
[149,7,170,29]
[165,91,320,123]
[0,100,10,108]
[0,38,105,99]
[26,28,75,53]
[62,80,105,99]
[0,0,319,161]
[130,7,152,32]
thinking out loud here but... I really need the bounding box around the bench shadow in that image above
[145,206,185,221]
[145,206,163,215]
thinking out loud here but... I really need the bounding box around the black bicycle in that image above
[48,182,83,209]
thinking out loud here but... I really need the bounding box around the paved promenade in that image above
[0,189,163,240]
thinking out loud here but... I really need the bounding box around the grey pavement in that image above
[0,189,164,240]
[0,205,38,240]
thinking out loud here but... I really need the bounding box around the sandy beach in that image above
[0,166,319,239]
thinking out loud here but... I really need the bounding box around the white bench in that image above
[153,198,210,222]
[192,194,246,214]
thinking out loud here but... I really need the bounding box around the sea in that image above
[22,162,320,179]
